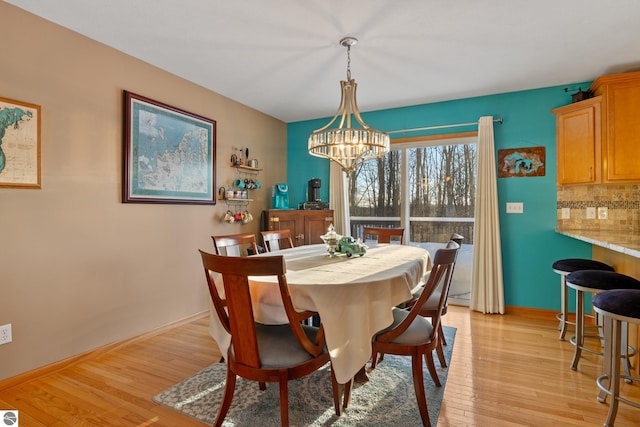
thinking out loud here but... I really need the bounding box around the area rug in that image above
[153,326,456,426]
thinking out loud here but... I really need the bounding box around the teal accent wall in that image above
[287,84,594,310]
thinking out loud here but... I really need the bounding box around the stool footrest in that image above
[556,312,596,324]
[597,374,640,409]
[569,335,636,358]
[569,335,604,357]
[556,312,577,326]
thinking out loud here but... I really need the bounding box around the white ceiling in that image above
[6,0,640,123]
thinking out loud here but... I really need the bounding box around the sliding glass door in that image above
[349,135,476,305]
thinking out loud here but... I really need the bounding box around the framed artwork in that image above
[498,146,546,178]
[123,91,216,204]
[0,97,41,188]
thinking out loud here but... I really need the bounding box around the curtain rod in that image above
[386,117,503,135]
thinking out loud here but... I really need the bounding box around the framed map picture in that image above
[0,97,41,188]
[123,91,216,204]
[498,146,546,178]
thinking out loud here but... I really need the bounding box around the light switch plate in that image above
[586,207,596,219]
[506,202,524,214]
[561,208,570,219]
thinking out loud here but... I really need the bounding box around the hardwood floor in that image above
[1,306,639,426]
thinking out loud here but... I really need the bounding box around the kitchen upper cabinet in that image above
[591,71,640,182]
[552,96,602,185]
[553,71,640,185]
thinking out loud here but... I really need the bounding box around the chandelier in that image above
[308,37,390,173]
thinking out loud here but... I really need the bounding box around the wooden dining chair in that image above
[362,226,405,244]
[378,234,462,369]
[199,250,351,427]
[211,232,258,256]
[369,242,460,427]
[261,229,294,252]
[411,233,463,367]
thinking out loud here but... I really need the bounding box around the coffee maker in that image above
[301,178,329,210]
[308,178,321,202]
[271,183,289,209]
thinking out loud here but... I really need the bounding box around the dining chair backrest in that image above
[362,227,405,245]
[261,229,295,252]
[439,238,462,305]
[443,234,463,301]
[211,233,258,256]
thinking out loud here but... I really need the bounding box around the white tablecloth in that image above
[208,243,430,384]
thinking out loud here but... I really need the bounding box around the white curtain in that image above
[329,161,350,235]
[470,116,505,314]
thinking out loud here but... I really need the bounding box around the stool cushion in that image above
[593,289,640,319]
[566,270,640,291]
[552,258,614,273]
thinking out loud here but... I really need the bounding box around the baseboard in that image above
[451,303,558,319]
[504,305,557,320]
[0,311,209,391]
[451,303,558,320]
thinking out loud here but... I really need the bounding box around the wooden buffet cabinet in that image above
[552,71,640,185]
[263,209,334,246]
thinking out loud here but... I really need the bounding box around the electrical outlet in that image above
[0,324,12,345]
[561,208,570,219]
[586,207,596,219]
[598,206,608,220]
[506,202,524,214]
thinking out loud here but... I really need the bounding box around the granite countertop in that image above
[556,229,640,258]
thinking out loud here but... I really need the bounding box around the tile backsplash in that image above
[557,184,640,231]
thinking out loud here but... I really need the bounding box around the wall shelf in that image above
[233,165,262,174]
[220,162,261,224]
[223,198,254,204]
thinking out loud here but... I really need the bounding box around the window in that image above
[349,150,402,222]
[349,135,476,244]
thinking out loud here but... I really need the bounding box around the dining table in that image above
[207,243,431,384]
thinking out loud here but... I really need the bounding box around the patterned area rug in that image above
[153,326,455,426]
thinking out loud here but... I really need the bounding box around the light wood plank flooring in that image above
[1,306,639,426]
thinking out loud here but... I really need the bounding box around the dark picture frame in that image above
[498,146,546,178]
[123,91,216,204]
[0,97,41,189]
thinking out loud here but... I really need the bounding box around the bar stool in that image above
[552,258,614,340]
[565,270,640,372]
[593,289,640,427]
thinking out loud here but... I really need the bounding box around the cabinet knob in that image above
[295,234,304,241]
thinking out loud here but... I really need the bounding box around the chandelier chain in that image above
[346,43,352,81]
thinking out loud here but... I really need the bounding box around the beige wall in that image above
[0,3,286,380]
